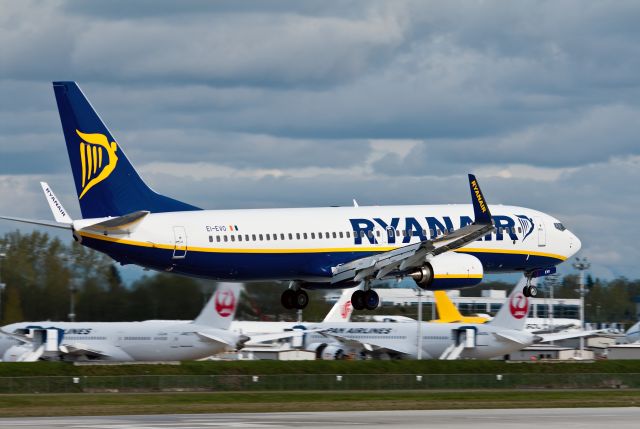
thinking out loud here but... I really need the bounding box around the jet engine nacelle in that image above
[409,252,483,290]
[307,342,364,360]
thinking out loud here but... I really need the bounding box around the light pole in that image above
[416,287,423,360]
[68,281,78,322]
[0,247,6,322]
[572,257,590,357]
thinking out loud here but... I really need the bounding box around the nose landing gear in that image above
[522,276,538,298]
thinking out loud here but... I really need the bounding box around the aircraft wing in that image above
[59,343,111,358]
[319,330,417,356]
[245,328,325,345]
[493,331,534,346]
[196,331,236,346]
[330,174,494,284]
[535,330,604,343]
[0,329,31,344]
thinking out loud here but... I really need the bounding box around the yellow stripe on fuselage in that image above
[78,231,566,260]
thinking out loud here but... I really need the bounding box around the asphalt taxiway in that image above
[1,408,639,428]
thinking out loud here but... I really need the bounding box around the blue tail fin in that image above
[52,81,201,219]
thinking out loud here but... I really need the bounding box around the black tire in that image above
[522,286,531,298]
[294,289,309,309]
[351,290,365,310]
[281,289,296,309]
[364,289,380,310]
[528,285,538,297]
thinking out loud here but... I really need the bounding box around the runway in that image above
[1,408,640,429]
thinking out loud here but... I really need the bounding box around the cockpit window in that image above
[554,223,566,231]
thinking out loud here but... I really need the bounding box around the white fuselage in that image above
[0,321,238,362]
[74,204,580,285]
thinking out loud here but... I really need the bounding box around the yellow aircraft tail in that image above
[431,290,489,324]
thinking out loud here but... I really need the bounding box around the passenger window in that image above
[259,234,263,241]
[396,230,400,237]
[281,233,285,240]
[367,231,373,239]
[360,231,365,238]
[326,232,330,238]
[272,234,277,240]
[245,234,250,241]
[231,235,235,242]
[266,234,271,241]
[376,230,380,237]
[289,233,293,240]
[209,236,213,243]
[339,232,344,238]
[388,229,394,238]
[224,236,228,242]
[252,234,257,241]
[429,229,434,237]
[332,232,337,238]
[238,235,243,242]
[517,227,522,233]
[216,236,221,242]
[303,233,308,239]
[402,230,407,237]
[346,232,351,238]
[297,233,301,240]
[311,233,315,239]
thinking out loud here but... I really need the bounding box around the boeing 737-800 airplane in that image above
[0,82,581,310]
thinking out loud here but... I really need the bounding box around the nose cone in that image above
[567,230,581,258]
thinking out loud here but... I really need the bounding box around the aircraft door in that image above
[384,226,395,245]
[534,217,546,247]
[172,226,188,259]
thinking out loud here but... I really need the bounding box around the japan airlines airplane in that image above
[250,277,537,360]
[0,82,581,311]
[276,278,590,360]
[0,284,246,362]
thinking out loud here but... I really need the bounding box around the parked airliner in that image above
[0,284,245,362]
[0,82,581,310]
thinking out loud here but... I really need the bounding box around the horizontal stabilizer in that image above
[81,210,149,234]
[0,216,72,230]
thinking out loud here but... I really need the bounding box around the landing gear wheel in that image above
[522,285,538,298]
[364,289,380,310]
[351,290,365,310]
[281,289,296,309]
[294,289,309,309]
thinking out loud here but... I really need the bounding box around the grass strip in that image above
[1,390,640,417]
[2,360,640,377]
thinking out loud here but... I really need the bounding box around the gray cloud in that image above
[1,0,640,279]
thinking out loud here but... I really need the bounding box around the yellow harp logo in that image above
[77,130,119,199]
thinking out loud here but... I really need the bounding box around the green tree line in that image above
[0,231,638,325]
[0,231,330,324]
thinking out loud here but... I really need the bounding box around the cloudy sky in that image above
[1,0,639,281]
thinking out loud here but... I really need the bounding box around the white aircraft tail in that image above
[192,283,242,329]
[323,287,357,322]
[488,276,535,330]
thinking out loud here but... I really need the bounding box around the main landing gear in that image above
[351,284,380,311]
[281,282,309,310]
[522,276,538,298]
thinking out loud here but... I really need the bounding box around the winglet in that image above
[468,174,492,225]
[40,182,73,224]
